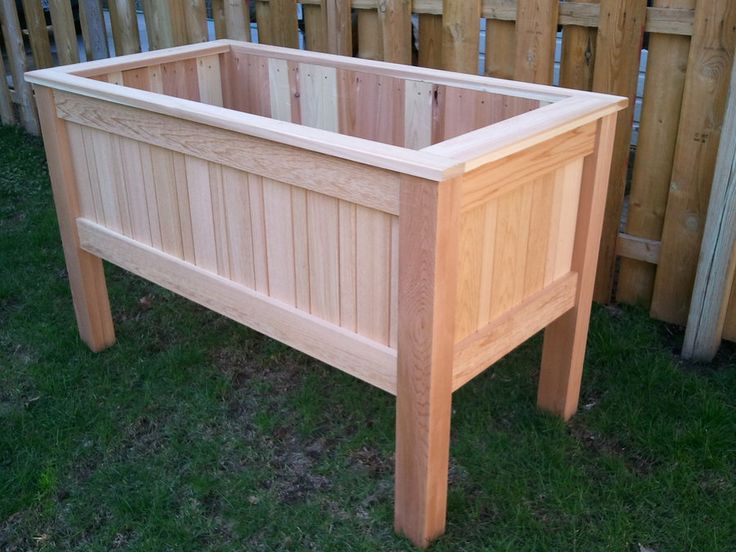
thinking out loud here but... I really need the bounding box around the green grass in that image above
[1,122,735,551]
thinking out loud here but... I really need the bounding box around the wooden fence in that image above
[2,0,736,351]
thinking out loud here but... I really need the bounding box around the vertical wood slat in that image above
[378,0,412,64]
[304,3,327,52]
[683,55,736,359]
[559,0,599,90]
[142,0,176,50]
[79,0,110,61]
[418,14,442,69]
[223,167,257,287]
[591,0,647,303]
[224,0,251,42]
[484,18,515,79]
[617,0,694,307]
[0,38,14,125]
[21,0,53,68]
[514,0,559,84]
[441,0,480,73]
[325,0,353,56]
[212,0,227,39]
[263,178,297,304]
[650,0,736,324]
[307,192,341,324]
[109,0,141,55]
[183,0,209,43]
[0,0,39,133]
[267,0,299,48]
[357,9,383,60]
[49,0,80,65]
[255,0,273,45]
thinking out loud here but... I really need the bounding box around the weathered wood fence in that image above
[2,0,736,353]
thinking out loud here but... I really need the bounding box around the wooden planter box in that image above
[26,41,625,547]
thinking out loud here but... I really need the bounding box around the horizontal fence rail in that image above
[2,0,736,350]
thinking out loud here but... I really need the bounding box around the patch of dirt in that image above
[569,422,657,476]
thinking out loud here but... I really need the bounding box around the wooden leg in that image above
[35,86,116,352]
[394,176,460,547]
[538,114,617,420]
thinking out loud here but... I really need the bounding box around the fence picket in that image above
[109,0,141,55]
[514,0,559,84]
[79,0,110,60]
[49,0,80,65]
[441,0,480,73]
[379,0,412,64]
[418,14,442,69]
[304,3,327,52]
[21,0,53,68]
[559,0,598,90]
[0,40,15,125]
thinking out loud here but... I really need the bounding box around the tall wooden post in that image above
[538,114,617,420]
[35,87,116,352]
[395,175,460,547]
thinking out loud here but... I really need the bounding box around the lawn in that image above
[1,122,735,551]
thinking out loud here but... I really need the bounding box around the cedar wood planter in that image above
[25,41,625,547]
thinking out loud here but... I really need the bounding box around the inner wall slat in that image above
[300,64,339,131]
[247,174,270,294]
[196,55,224,107]
[150,146,184,258]
[122,67,152,91]
[162,59,200,101]
[291,188,311,310]
[223,52,271,116]
[173,153,196,264]
[338,201,358,332]
[66,123,97,221]
[338,70,405,146]
[307,192,341,324]
[139,142,164,250]
[185,156,218,273]
[404,80,434,149]
[222,166,257,289]
[356,206,392,345]
[268,58,293,121]
[263,178,297,306]
[208,163,231,278]
[119,137,153,246]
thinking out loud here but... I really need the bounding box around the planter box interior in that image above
[26,40,625,547]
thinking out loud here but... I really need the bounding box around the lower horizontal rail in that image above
[77,218,398,394]
[452,272,578,391]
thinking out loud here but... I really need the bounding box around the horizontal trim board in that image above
[453,272,578,391]
[616,232,661,264]
[77,218,399,394]
[461,122,596,212]
[55,91,402,215]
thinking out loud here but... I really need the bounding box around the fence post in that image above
[682,52,736,360]
[0,0,39,134]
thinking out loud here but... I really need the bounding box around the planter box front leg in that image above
[35,86,115,352]
[395,176,460,548]
[538,114,618,420]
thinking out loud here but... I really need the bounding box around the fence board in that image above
[591,0,646,303]
[255,1,273,45]
[304,3,327,52]
[0,0,38,133]
[379,0,412,64]
[358,9,382,60]
[21,0,53,68]
[142,0,175,50]
[441,0,480,73]
[223,0,251,41]
[484,18,514,79]
[79,0,110,60]
[0,41,14,125]
[514,0,559,84]
[183,0,208,43]
[49,0,80,65]
[560,0,598,90]
[269,0,300,48]
[418,14,442,69]
[651,0,736,324]
[109,0,141,55]
[325,0,353,55]
[617,0,693,307]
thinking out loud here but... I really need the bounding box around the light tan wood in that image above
[224,0,251,41]
[21,0,53,68]
[404,80,434,149]
[52,91,403,215]
[395,175,460,548]
[78,218,399,393]
[300,63,339,131]
[538,114,617,420]
[209,164,231,278]
[267,58,292,121]
[651,1,736,324]
[108,0,141,55]
[263,178,297,305]
[221,166,256,287]
[514,0,559,84]
[591,0,647,302]
[307,192,341,324]
[196,55,223,106]
[617,0,693,307]
[441,0,481,74]
[34,87,115,351]
[454,272,578,390]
